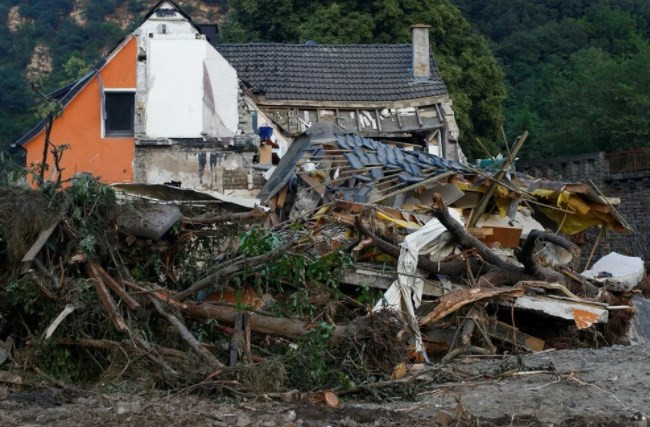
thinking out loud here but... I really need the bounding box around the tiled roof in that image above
[216,43,448,103]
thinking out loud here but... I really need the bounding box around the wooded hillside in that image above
[1,0,648,160]
[453,0,650,158]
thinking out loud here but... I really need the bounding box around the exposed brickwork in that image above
[520,153,649,263]
[601,172,650,260]
[222,169,249,190]
[521,152,607,187]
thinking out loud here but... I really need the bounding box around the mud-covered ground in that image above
[1,345,648,426]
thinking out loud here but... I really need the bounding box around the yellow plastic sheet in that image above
[375,211,421,229]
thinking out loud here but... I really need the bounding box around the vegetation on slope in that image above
[453,0,650,158]
[1,0,649,160]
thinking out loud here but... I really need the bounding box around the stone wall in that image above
[133,137,264,196]
[601,172,650,260]
[521,152,608,187]
[520,152,649,263]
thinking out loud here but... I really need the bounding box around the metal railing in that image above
[606,147,650,174]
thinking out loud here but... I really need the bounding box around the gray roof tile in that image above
[216,43,447,103]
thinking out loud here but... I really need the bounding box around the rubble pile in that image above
[0,124,647,401]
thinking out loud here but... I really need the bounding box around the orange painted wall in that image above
[24,37,137,184]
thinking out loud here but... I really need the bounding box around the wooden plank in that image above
[230,313,244,367]
[21,217,62,263]
[93,262,141,310]
[588,202,612,214]
[481,226,523,249]
[269,194,278,211]
[468,227,494,239]
[374,171,455,203]
[468,131,528,227]
[486,319,545,352]
[277,185,289,208]
[256,94,450,109]
[298,173,326,197]
[268,212,280,226]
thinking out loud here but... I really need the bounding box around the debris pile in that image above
[0,124,647,401]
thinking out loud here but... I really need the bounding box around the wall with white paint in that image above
[204,47,239,135]
[146,39,205,137]
[134,1,240,140]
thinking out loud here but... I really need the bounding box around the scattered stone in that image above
[283,410,296,423]
[235,414,252,427]
[115,401,141,415]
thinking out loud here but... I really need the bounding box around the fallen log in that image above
[184,303,346,340]
[56,338,191,359]
[430,195,520,273]
[92,262,141,310]
[354,214,484,277]
[430,194,599,297]
[183,207,266,225]
[148,296,224,369]
[520,230,598,297]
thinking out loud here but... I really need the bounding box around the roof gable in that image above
[216,43,448,104]
[142,0,203,33]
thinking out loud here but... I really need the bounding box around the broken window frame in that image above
[102,89,136,138]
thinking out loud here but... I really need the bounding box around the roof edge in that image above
[251,94,451,109]
[14,36,136,147]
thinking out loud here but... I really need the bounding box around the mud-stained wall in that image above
[133,142,264,195]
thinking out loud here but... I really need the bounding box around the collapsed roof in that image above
[260,123,628,235]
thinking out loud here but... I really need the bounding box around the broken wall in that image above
[133,139,263,194]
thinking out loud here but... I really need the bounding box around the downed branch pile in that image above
[0,176,415,398]
[0,124,646,402]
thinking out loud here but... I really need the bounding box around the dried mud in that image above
[1,345,648,426]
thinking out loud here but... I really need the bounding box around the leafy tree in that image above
[453,0,650,158]
[63,55,90,81]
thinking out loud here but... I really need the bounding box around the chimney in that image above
[411,24,432,80]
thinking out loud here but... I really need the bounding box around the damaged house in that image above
[15,1,461,196]
[3,0,648,399]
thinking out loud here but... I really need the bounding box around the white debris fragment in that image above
[581,252,644,291]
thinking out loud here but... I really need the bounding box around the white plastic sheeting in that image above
[582,252,644,291]
[374,209,462,353]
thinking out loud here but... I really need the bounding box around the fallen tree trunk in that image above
[184,303,347,340]
[149,296,224,369]
[429,194,599,297]
[183,207,266,225]
[430,195,520,273]
[354,214,485,277]
[93,262,141,310]
[520,230,598,297]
